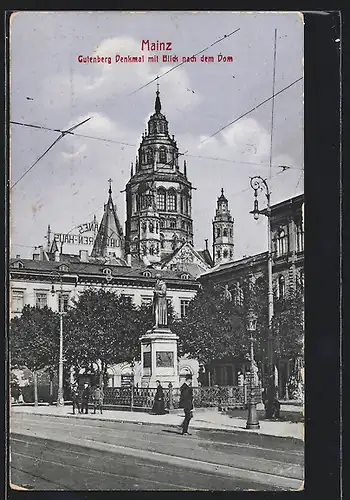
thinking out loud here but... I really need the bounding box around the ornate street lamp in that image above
[51,271,65,407]
[246,311,260,430]
[249,176,277,411]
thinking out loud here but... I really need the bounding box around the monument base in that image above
[140,327,180,389]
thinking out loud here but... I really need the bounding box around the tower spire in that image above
[155,83,161,113]
[108,178,113,196]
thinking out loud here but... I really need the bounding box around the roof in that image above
[199,251,268,278]
[197,249,214,267]
[9,257,199,283]
[270,193,304,212]
[91,189,124,257]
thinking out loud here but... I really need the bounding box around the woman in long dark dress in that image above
[151,380,166,414]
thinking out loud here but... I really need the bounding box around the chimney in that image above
[79,249,88,262]
[32,248,40,260]
[127,254,132,266]
[38,245,44,261]
[16,254,20,259]
[54,250,60,262]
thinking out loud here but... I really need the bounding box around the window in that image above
[297,269,304,290]
[180,299,190,318]
[216,250,221,259]
[223,228,228,237]
[159,147,167,163]
[296,224,304,253]
[35,292,47,309]
[216,228,221,238]
[229,250,233,258]
[181,221,185,229]
[223,249,228,258]
[12,261,24,269]
[141,295,152,306]
[142,222,147,233]
[180,273,190,280]
[157,190,166,211]
[278,275,286,299]
[12,290,24,313]
[230,229,233,238]
[142,270,152,278]
[276,229,289,257]
[58,264,69,272]
[149,222,154,233]
[58,293,70,313]
[160,234,165,249]
[160,218,165,228]
[167,190,177,211]
[146,149,153,164]
[170,219,176,229]
[234,283,244,307]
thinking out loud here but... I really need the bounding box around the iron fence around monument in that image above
[103,383,262,411]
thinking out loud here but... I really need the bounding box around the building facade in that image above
[200,194,304,396]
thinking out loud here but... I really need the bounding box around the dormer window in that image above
[180,273,190,280]
[12,261,24,269]
[142,270,152,278]
[102,267,112,276]
[58,264,69,273]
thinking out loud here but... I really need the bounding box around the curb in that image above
[12,409,303,442]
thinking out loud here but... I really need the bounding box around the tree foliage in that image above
[272,287,304,360]
[10,305,60,373]
[63,288,176,380]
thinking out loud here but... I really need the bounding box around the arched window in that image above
[230,228,233,238]
[277,228,289,257]
[159,147,167,163]
[149,222,154,233]
[157,189,166,211]
[146,149,153,164]
[160,233,165,248]
[181,221,185,229]
[142,222,147,233]
[170,219,176,229]
[223,228,228,237]
[155,222,159,233]
[217,250,221,259]
[229,250,233,258]
[167,190,177,211]
[217,228,221,238]
[223,249,228,258]
[278,275,285,299]
[160,218,165,228]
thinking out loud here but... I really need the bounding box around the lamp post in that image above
[246,311,260,429]
[249,176,276,401]
[51,272,65,407]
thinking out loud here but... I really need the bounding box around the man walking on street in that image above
[179,375,194,435]
[81,382,90,414]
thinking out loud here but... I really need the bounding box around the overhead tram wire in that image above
[269,29,278,182]
[128,28,241,96]
[10,75,303,188]
[10,121,303,171]
[10,117,92,190]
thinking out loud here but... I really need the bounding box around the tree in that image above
[10,306,60,405]
[272,287,304,361]
[172,276,270,368]
[64,289,158,384]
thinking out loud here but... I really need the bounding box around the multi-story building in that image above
[212,188,235,266]
[200,193,304,396]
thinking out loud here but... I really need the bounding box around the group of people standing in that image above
[71,382,104,415]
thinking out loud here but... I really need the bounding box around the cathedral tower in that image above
[125,87,194,261]
[212,189,234,266]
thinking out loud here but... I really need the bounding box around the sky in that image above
[9,11,304,260]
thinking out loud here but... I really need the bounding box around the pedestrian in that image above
[71,383,82,415]
[151,380,166,415]
[81,382,90,414]
[179,375,194,435]
[93,384,104,415]
[18,389,24,404]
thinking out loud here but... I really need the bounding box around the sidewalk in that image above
[11,404,304,441]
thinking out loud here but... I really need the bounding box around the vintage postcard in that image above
[8,11,304,491]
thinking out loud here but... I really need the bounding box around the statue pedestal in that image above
[140,327,180,389]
